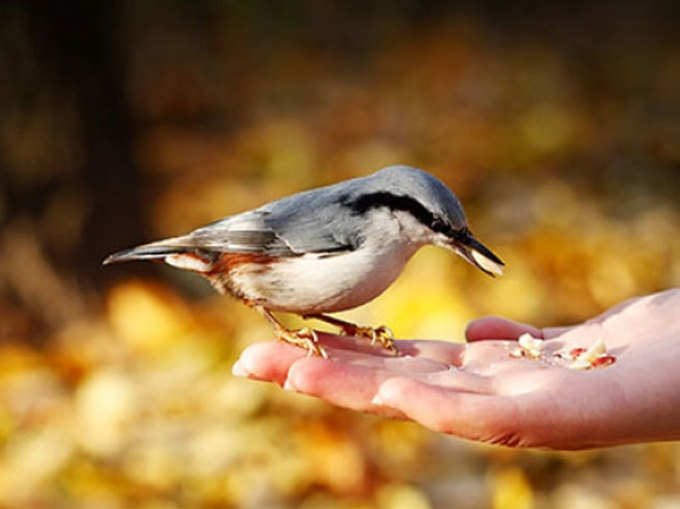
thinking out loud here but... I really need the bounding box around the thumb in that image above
[465,316,543,342]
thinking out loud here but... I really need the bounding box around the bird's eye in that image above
[430,217,446,233]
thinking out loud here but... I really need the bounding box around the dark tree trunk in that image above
[22,1,148,286]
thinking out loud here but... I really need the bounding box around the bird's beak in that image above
[446,231,505,277]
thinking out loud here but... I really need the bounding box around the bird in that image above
[103,165,504,358]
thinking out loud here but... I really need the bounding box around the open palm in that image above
[234,289,680,450]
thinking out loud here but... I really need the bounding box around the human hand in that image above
[233,289,680,449]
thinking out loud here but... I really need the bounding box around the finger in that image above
[465,317,543,341]
[336,350,491,392]
[234,341,306,385]
[372,377,518,442]
[233,333,415,385]
[234,336,459,386]
[285,356,406,417]
[335,349,451,373]
[315,333,467,367]
[397,339,466,366]
[285,353,492,411]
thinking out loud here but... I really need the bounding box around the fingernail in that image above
[283,379,296,391]
[231,360,249,378]
[371,394,385,406]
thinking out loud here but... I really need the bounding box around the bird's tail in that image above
[102,237,194,265]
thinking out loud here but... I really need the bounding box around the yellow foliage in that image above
[376,483,432,509]
[490,467,534,509]
[107,282,192,355]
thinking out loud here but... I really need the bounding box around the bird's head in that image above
[356,166,504,276]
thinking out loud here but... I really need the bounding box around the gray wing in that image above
[189,218,295,256]
[187,183,364,256]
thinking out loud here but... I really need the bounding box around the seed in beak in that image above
[470,248,504,276]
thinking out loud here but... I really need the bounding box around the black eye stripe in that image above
[343,192,459,237]
[344,192,434,224]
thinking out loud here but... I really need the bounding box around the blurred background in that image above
[1,1,679,508]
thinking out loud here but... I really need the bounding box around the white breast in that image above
[229,210,427,314]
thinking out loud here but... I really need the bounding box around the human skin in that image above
[233,289,680,450]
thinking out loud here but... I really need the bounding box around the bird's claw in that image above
[276,326,328,359]
[343,324,398,355]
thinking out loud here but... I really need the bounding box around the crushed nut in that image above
[568,347,587,359]
[568,338,614,370]
[515,333,544,358]
[591,355,616,368]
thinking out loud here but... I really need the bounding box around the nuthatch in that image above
[104,165,504,357]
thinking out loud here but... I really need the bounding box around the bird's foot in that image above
[276,326,328,359]
[302,314,398,355]
[341,324,398,355]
